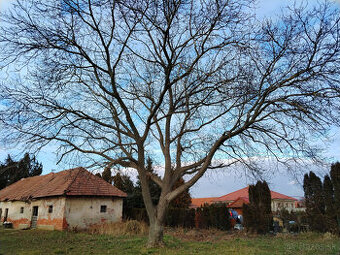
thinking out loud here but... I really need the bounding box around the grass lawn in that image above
[0,228,339,255]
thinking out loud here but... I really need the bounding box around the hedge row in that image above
[195,204,232,230]
[124,204,232,230]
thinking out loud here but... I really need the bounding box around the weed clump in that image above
[89,220,148,236]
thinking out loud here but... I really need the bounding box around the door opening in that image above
[4,208,8,222]
[31,206,38,228]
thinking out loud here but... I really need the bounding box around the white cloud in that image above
[288,180,297,185]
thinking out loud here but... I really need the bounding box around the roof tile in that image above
[191,186,297,207]
[212,187,297,203]
[190,197,219,208]
[0,167,127,201]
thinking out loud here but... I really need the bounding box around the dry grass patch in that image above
[88,220,148,236]
[165,227,249,242]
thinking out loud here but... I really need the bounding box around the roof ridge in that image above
[64,167,84,194]
[270,190,298,200]
[0,167,127,201]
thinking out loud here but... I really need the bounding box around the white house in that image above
[0,167,126,230]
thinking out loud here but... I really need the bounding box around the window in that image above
[48,205,53,213]
[100,205,107,213]
[20,207,24,213]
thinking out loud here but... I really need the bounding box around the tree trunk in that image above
[148,217,165,247]
[147,198,168,247]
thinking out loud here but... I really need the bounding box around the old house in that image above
[0,167,126,230]
[191,187,299,213]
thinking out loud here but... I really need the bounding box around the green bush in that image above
[125,205,231,230]
[243,181,273,234]
[195,204,231,230]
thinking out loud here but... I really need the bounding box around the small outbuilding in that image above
[0,167,126,230]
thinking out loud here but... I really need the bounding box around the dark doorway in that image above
[4,208,8,222]
[31,206,38,228]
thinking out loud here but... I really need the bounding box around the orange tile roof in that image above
[227,197,249,208]
[0,167,127,201]
[190,197,218,208]
[212,187,297,203]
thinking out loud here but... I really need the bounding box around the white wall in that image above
[64,197,123,230]
[1,196,123,230]
[0,201,32,229]
[31,197,66,230]
[271,199,296,212]
[0,197,66,230]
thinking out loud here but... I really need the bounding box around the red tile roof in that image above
[190,197,219,208]
[0,167,127,201]
[190,187,298,207]
[212,187,297,203]
[227,197,249,208]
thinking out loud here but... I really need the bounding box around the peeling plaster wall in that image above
[0,201,32,229]
[0,196,123,230]
[31,197,67,230]
[0,197,66,230]
[64,197,123,230]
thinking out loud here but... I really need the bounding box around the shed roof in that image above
[0,167,127,201]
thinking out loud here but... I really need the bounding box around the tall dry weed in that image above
[88,220,148,236]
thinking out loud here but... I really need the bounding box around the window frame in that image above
[100,205,107,213]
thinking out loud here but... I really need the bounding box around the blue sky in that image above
[0,0,339,199]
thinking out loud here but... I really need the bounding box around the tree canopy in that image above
[0,153,43,189]
[0,0,340,246]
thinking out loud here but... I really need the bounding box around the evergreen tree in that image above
[135,158,161,207]
[102,166,113,184]
[0,153,43,190]
[303,171,326,232]
[112,172,137,216]
[259,181,272,215]
[113,172,135,195]
[111,159,161,211]
[113,172,124,191]
[0,155,15,189]
[18,153,43,178]
[324,175,335,215]
[169,178,192,209]
[330,162,340,233]
[242,203,257,232]
[243,181,272,234]
[323,175,337,233]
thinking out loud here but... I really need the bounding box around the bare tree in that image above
[1,0,340,246]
